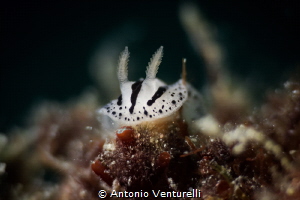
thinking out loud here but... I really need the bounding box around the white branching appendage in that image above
[118,47,130,84]
[196,116,293,171]
[146,46,163,80]
[222,125,293,171]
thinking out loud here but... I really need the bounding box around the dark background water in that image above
[1,1,299,132]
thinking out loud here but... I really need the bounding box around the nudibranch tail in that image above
[146,46,163,80]
[118,46,130,84]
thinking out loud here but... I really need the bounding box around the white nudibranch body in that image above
[98,46,202,126]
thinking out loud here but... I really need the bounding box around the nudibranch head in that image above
[98,46,188,125]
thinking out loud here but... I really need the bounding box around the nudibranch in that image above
[93,47,203,190]
[98,46,201,128]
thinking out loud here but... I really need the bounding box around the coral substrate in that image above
[1,77,300,200]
